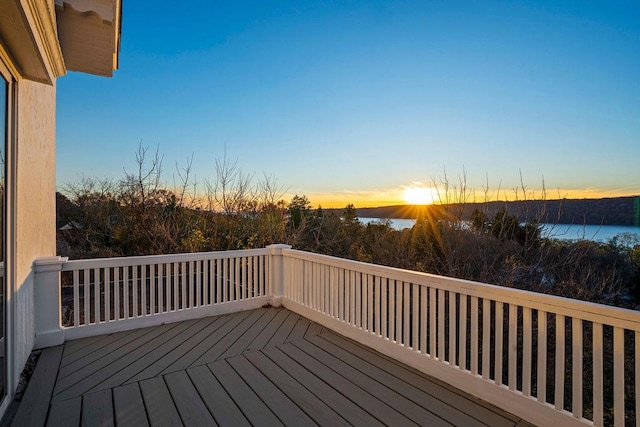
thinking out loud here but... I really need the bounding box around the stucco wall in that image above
[13,78,57,383]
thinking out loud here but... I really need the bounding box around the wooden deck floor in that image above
[11,307,532,426]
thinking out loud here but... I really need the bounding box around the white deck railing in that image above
[280,248,640,427]
[33,245,639,427]
[34,247,277,343]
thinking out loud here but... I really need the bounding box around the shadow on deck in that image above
[11,307,533,426]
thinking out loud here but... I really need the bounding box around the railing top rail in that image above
[283,248,640,330]
[61,248,270,271]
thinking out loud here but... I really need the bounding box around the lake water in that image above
[359,217,640,243]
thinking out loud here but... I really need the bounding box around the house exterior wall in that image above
[13,79,57,384]
[0,0,120,419]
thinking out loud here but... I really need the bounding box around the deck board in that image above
[160,310,252,374]
[46,397,81,427]
[186,365,251,427]
[54,322,181,401]
[59,327,147,377]
[293,338,453,426]
[278,342,418,426]
[321,331,520,425]
[164,371,218,426]
[11,346,63,427]
[82,389,114,427]
[307,333,482,426]
[139,377,182,427]
[244,350,350,426]
[89,317,211,392]
[209,359,283,426]
[113,383,149,427]
[261,345,383,426]
[264,311,299,346]
[226,355,315,426]
[192,308,268,366]
[128,314,230,382]
[11,307,531,427]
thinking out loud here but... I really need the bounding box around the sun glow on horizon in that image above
[402,185,435,205]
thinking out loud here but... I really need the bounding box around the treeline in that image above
[356,196,640,226]
[56,146,640,309]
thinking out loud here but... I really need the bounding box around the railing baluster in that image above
[537,310,546,403]
[459,294,467,370]
[420,286,427,354]
[375,276,381,336]
[141,264,147,315]
[438,289,445,361]
[264,254,269,296]
[613,326,624,426]
[344,268,350,323]
[149,264,155,315]
[356,270,361,327]
[207,259,213,305]
[396,280,403,346]
[572,317,583,418]
[509,304,517,390]
[173,262,179,310]
[331,267,342,319]
[132,265,138,317]
[483,298,490,380]
[330,265,336,317]
[381,277,387,338]
[83,268,90,325]
[495,302,504,385]
[336,267,343,320]
[196,260,201,307]
[430,287,436,358]
[315,262,321,311]
[328,265,332,314]
[105,268,111,322]
[123,267,129,319]
[523,307,532,396]
[350,270,356,325]
[317,264,323,314]
[242,257,247,301]
[412,283,418,350]
[404,282,410,347]
[73,269,80,327]
[449,292,456,365]
[114,267,120,320]
[555,314,565,410]
[367,274,374,333]
[388,280,395,341]
[471,296,478,375]
[321,265,326,314]
[215,259,221,304]
[252,256,256,299]
[357,271,364,328]
[233,257,242,301]
[222,259,228,304]
[94,268,101,323]
[236,256,241,300]
[159,263,164,312]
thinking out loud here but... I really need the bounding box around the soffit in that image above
[54,0,121,77]
[0,0,66,84]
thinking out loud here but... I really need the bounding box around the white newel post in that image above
[33,256,68,349]
[266,244,291,307]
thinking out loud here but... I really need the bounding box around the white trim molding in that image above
[0,0,66,84]
[54,0,122,77]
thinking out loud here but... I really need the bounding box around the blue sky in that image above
[56,0,640,207]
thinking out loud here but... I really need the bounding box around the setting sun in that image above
[402,185,435,205]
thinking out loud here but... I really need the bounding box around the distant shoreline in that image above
[348,196,640,227]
